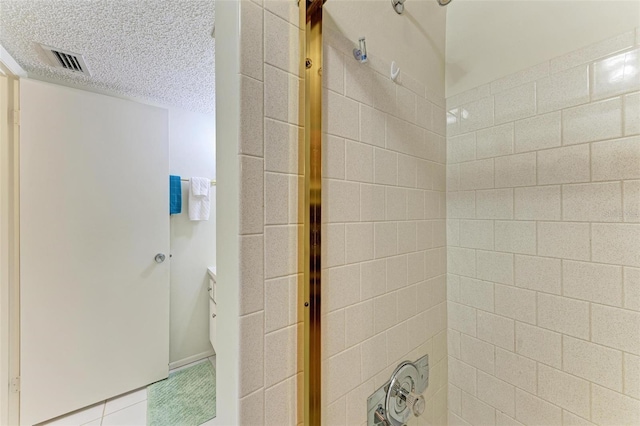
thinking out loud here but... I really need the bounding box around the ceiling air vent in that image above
[38,44,91,76]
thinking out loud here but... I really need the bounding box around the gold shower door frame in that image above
[300,0,323,424]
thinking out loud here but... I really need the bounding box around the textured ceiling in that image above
[0,0,215,113]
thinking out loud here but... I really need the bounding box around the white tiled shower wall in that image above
[446,29,640,426]
[321,27,448,426]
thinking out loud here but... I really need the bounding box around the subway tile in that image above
[563,97,623,145]
[326,346,361,403]
[408,252,425,285]
[417,96,433,130]
[478,311,515,351]
[494,152,536,188]
[624,353,640,399]
[325,90,359,140]
[448,84,492,109]
[374,292,397,333]
[461,392,496,425]
[448,133,476,164]
[385,187,407,221]
[323,135,345,179]
[239,1,263,81]
[562,410,596,426]
[386,254,408,291]
[459,277,494,312]
[239,156,264,234]
[537,144,590,185]
[477,371,515,418]
[326,179,360,222]
[407,189,425,220]
[449,328,461,359]
[239,235,264,315]
[324,310,345,358]
[449,384,462,415]
[476,250,514,285]
[398,154,417,188]
[592,48,640,100]
[360,104,386,148]
[537,221,590,261]
[373,72,397,114]
[398,221,417,254]
[459,158,494,190]
[360,259,386,300]
[459,220,494,250]
[494,83,536,124]
[492,61,549,94]
[386,116,424,158]
[592,223,640,267]
[345,140,373,183]
[264,11,299,75]
[459,96,494,134]
[514,111,561,153]
[344,58,376,107]
[550,31,635,73]
[449,357,477,395]
[265,119,300,174]
[265,173,289,225]
[592,303,640,355]
[448,301,477,337]
[476,189,513,219]
[515,254,561,294]
[419,159,435,190]
[624,92,640,135]
[563,260,623,307]
[239,389,264,426]
[417,220,434,250]
[265,326,296,387]
[361,333,387,381]
[494,221,537,255]
[264,225,297,278]
[591,136,640,181]
[345,379,375,426]
[624,267,640,311]
[374,148,398,185]
[624,180,640,223]
[265,275,296,333]
[324,223,345,268]
[476,122,514,159]
[495,348,537,394]
[515,389,562,426]
[496,412,525,426]
[563,182,623,222]
[447,190,476,219]
[345,301,374,348]
[495,284,536,325]
[537,293,589,339]
[239,312,264,396]
[264,377,296,426]
[447,246,476,277]
[265,65,299,124]
[537,364,590,419]
[515,322,562,368]
[237,83,262,156]
[537,65,589,113]
[360,184,385,222]
[325,265,360,312]
[563,335,623,391]
[323,44,344,95]
[514,186,561,220]
[592,385,640,426]
[345,223,374,264]
[397,85,417,124]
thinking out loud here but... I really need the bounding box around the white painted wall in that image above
[168,107,216,366]
[446,0,640,96]
[324,0,447,96]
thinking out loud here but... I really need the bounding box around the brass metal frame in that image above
[301,0,324,424]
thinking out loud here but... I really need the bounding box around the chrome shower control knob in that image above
[407,392,425,417]
[154,253,166,263]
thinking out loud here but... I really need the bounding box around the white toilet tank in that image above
[207,267,217,353]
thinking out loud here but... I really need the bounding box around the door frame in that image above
[0,44,25,426]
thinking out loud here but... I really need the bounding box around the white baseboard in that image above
[169,349,216,370]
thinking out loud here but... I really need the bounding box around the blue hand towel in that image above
[170,175,182,215]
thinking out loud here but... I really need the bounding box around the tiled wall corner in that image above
[446,30,640,426]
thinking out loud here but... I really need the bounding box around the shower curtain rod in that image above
[180,177,217,186]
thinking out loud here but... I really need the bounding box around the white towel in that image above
[189,177,211,221]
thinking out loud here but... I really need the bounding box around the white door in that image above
[19,80,170,425]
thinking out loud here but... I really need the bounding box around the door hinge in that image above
[11,376,20,393]
[12,110,20,126]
